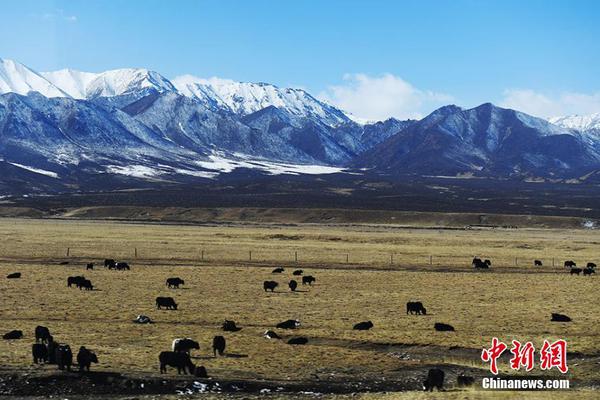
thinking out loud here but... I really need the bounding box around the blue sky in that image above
[1,0,599,119]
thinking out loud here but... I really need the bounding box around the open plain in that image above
[0,216,598,398]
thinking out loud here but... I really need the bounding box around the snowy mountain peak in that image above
[0,58,68,98]
[42,67,176,99]
[172,75,350,126]
[549,113,600,132]
[85,68,176,98]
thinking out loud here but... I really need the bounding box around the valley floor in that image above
[0,217,598,398]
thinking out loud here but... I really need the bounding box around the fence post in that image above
[66,247,70,257]
[515,257,518,267]
[390,253,393,265]
[249,250,252,261]
[552,258,555,267]
[134,247,138,258]
[201,250,204,261]
[346,254,349,263]
[295,251,298,263]
[429,255,432,265]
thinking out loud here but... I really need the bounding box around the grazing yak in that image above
[434,323,455,332]
[302,275,316,285]
[166,277,185,288]
[77,346,98,371]
[104,259,116,268]
[172,338,200,354]
[86,263,94,270]
[212,336,226,356]
[457,374,475,387]
[289,280,298,291]
[287,337,308,345]
[587,262,597,269]
[115,262,130,271]
[551,313,572,322]
[277,319,300,329]
[156,297,178,310]
[534,260,543,266]
[6,272,21,279]
[35,326,51,343]
[353,321,374,330]
[570,268,583,275]
[264,330,281,339]
[133,315,153,324]
[584,268,595,276]
[423,368,445,391]
[293,269,303,276]
[32,343,48,363]
[3,330,23,340]
[272,267,285,273]
[472,258,490,269]
[67,276,86,288]
[564,260,576,268]
[406,301,427,315]
[222,320,241,332]
[159,351,195,374]
[77,279,94,290]
[56,344,73,371]
[264,281,278,292]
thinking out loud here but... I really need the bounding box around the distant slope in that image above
[354,103,600,178]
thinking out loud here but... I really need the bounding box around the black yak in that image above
[353,321,374,330]
[264,281,278,292]
[156,297,178,310]
[423,368,445,391]
[212,336,226,356]
[159,351,195,374]
[77,346,98,371]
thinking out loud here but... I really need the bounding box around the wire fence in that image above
[0,243,582,270]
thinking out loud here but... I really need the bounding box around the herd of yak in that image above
[2,255,597,392]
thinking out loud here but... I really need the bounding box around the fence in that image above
[1,243,576,270]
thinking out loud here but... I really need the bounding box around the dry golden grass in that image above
[0,217,598,396]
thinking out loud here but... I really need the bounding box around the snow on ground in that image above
[174,168,219,178]
[8,162,59,178]
[106,165,163,179]
[195,152,345,176]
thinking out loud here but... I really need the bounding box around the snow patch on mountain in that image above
[106,165,162,179]
[195,152,345,176]
[8,162,59,178]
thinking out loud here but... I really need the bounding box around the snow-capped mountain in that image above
[0,58,68,98]
[172,75,350,126]
[550,113,600,133]
[1,57,600,195]
[42,68,176,99]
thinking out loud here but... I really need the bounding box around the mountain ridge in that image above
[1,57,600,196]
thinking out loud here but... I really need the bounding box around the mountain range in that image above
[1,57,599,195]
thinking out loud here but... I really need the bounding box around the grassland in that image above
[0,217,598,398]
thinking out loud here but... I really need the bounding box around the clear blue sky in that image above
[1,0,599,119]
